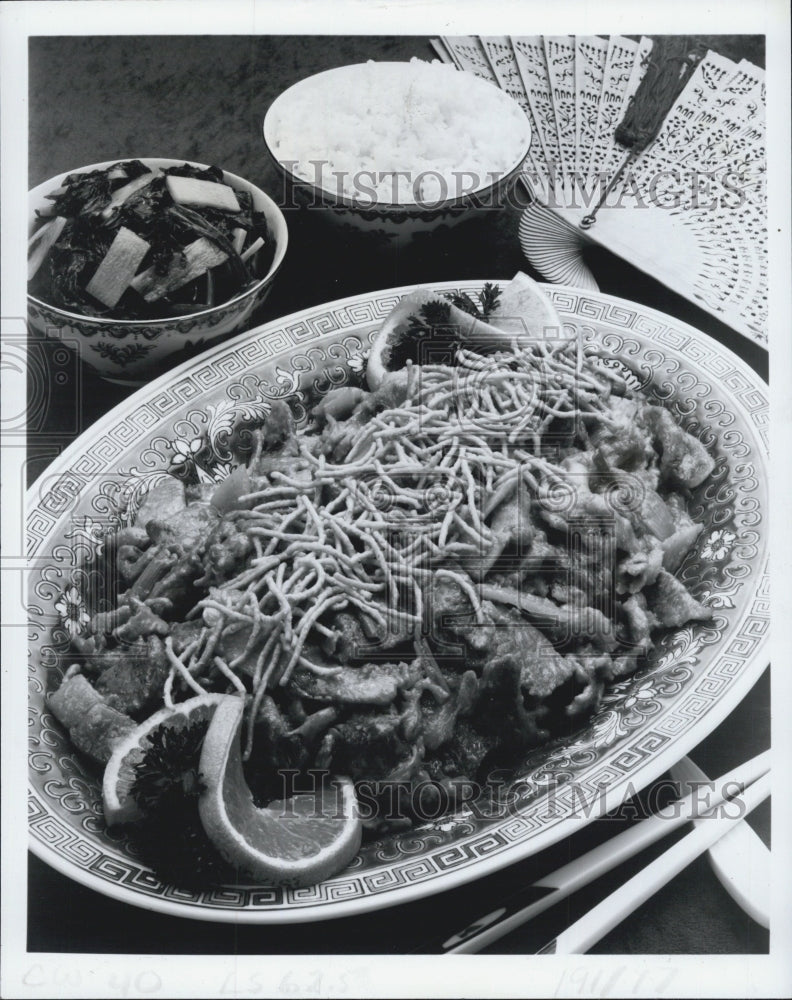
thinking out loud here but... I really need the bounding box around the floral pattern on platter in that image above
[700,528,737,562]
[53,586,90,638]
[27,282,769,921]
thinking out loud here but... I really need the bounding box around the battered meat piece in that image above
[257,399,300,456]
[430,574,606,685]
[424,719,493,781]
[475,655,551,746]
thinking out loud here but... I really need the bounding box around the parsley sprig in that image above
[132,722,207,814]
[446,282,502,320]
[388,283,502,370]
[129,721,230,887]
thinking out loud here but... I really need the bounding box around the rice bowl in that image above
[264,60,532,210]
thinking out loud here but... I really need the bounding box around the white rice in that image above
[265,59,532,207]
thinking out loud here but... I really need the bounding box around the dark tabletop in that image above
[27,33,769,956]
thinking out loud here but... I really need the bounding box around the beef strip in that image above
[133,476,187,532]
[316,709,412,781]
[113,600,169,643]
[429,575,613,735]
[145,502,219,551]
[48,673,136,766]
[474,655,550,746]
[643,406,715,489]
[321,609,415,663]
[590,397,655,474]
[291,659,420,707]
[421,670,478,751]
[424,719,494,782]
[93,634,171,718]
[646,570,712,627]
[200,516,254,586]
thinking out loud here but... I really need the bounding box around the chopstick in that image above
[536,770,771,954]
[441,750,770,954]
[671,755,770,928]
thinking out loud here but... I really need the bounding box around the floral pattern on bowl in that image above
[271,160,529,241]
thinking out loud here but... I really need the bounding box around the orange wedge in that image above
[198,697,361,887]
[366,289,462,389]
[488,271,563,338]
[366,273,562,389]
[102,693,230,826]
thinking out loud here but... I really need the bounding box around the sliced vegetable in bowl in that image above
[26,158,288,382]
[28,159,277,320]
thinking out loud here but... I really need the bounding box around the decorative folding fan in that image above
[431,35,767,345]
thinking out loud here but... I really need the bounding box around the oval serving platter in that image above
[27,282,769,923]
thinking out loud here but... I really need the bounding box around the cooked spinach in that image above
[29,160,275,320]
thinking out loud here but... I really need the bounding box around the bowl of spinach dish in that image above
[27,158,288,382]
